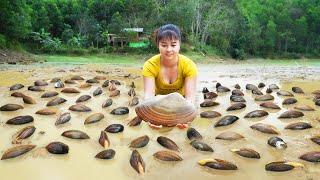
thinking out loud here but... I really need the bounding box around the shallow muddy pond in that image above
[0,61,319,180]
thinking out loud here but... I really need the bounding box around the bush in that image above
[0,34,7,48]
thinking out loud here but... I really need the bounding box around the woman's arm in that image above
[184,76,197,104]
[143,77,156,100]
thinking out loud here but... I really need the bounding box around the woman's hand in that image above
[184,76,197,104]
[143,77,155,100]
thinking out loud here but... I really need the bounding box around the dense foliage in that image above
[0,0,319,59]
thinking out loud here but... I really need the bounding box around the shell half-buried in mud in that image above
[61,130,90,139]
[299,151,320,162]
[226,103,246,111]
[278,110,304,118]
[198,159,238,170]
[260,102,281,109]
[95,149,115,160]
[200,100,220,107]
[129,135,149,148]
[265,161,304,172]
[1,145,36,160]
[0,104,23,111]
[47,97,67,106]
[255,94,274,101]
[130,150,145,174]
[10,83,24,91]
[284,122,312,130]
[230,148,260,159]
[69,104,92,112]
[84,113,104,124]
[215,131,244,141]
[311,135,320,145]
[153,150,182,161]
[250,123,279,134]
[268,137,287,149]
[187,128,203,141]
[55,112,71,125]
[6,115,34,125]
[46,142,69,154]
[190,140,213,152]
[135,93,197,127]
[157,136,180,151]
[105,124,124,133]
[244,110,269,118]
[110,107,129,115]
[200,110,221,118]
[214,115,239,127]
[13,125,36,143]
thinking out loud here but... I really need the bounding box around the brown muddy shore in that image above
[0,62,319,180]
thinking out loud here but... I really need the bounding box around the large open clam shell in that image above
[135,93,196,127]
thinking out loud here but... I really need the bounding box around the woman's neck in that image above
[160,54,179,68]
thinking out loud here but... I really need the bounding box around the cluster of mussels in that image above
[197,82,320,171]
[1,76,320,175]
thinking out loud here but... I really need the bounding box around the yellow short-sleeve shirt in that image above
[142,54,198,96]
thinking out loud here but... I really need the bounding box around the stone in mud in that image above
[61,130,90,139]
[110,107,129,115]
[11,92,25,98]
[105,124,124,133]
[10,84,24,91]
[200,100,219,107]
[99,131,110,148]
[47,97,67,106]
[69,104,92,112]
[230,95,246,102]
[93,87,103,96]
[292,87,304,94]
[231,89,244,96]
[22,95,36,104]
[1,104,24,111]
[130,150,145,174]
[84,113,104,124]
[244,110,268,118]
[157,136,180,151]
[41,91,59,98]
[246,84,258,91]
[1,145,36,160]
[294,104,315,111]
[265,161,303,172]
[198,159,238,170]
[284,122,312,130]
[28,86,44,92]
[258,82,265,88]
[226,103,246,111]
[102,98,113,108]
[61,88,80,93]
[200,111,221,118]
[277,90,294,97]
[86,79,99,84]
[34,80,48,86]
[36,108,58,115]
[187,128,203,141]
[6,115,34,125]
[255,94,274,101]
[95,149,115,159]
[250,123,279,134]
[278,110,304,119]
[127,116,142,126]
[282,98,297,105]
[102,80,109,87]
[269,84,279,90]
[299,151,320,163]
[215,131,244,141]
[230,148,260,159]
[109,90,120,97]
[130,135,149,148]
[153,150,182,161]
[76,95,91,103]
[55,112,71,126]
[46,142,69,154]
[204,92,218,99]
[268,137,287,149]
[190,140,213,152]
[214,115,239,127]
[70,75,84,80]
[260,102,281,109]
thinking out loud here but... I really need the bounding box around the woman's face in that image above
[158,38,180,61]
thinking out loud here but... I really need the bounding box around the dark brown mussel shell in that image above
[255,94,274,101]
[99,131,110,148]
[135,93,196,126]
[244,110,268,118]
[34,80,48,86]
[311,135,320,145]
[292,87,304,94]
[200,111,221,118]
[230,148,260,159]
[71,75,84,80]
[93,87,103,96]
[268,137,287,149]
[69,104,92,112]
[265,161,303,172]
[284,122,312,130]
[282,98,297,105]
[61,130,90,139]
[61,88,80,93]
[13,125,36,141]
[55,112,71,125]
[102,98,113,108]
[215,131,244,141]
[203,92,218,99]
[190,140,213,152]
[0,104,23,111]
[153,150,182,161]
[47,97,67,106]
[84,113,104,124]
[129,135,149,148]
[35,108,58,115]
[278,110,304,119]
[230,95,246,102]
[95,149,115,159]
[110,107,129,115]
[1,145,36,160]
[11,92,25,98]
[10,83,24,91]
[299,151,320,162]
[157,136,180,151]
[127,116,142,126]
[187,128,203,141]
[250,123,279,134]
[246,84,258,91]
[46,142,69,154]
[76,95,91,103]
[214,115,239,127]
[6,115,34,125]
[130,150,145,174]
[200,100,220,107]
[41,91,59,98]
[226,103,246,111]
[105,124,124,133]
[28,86,44,92]
[260,102,280,109]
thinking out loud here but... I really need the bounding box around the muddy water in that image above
[0,62,319,180]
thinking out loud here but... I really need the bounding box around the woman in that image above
[142,24,198,105]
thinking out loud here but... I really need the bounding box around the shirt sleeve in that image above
[142,60,157,77]
[184,60,198,78]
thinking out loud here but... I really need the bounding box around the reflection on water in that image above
[0,63,319,180]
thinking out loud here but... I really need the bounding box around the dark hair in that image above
[156,24,181,44]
